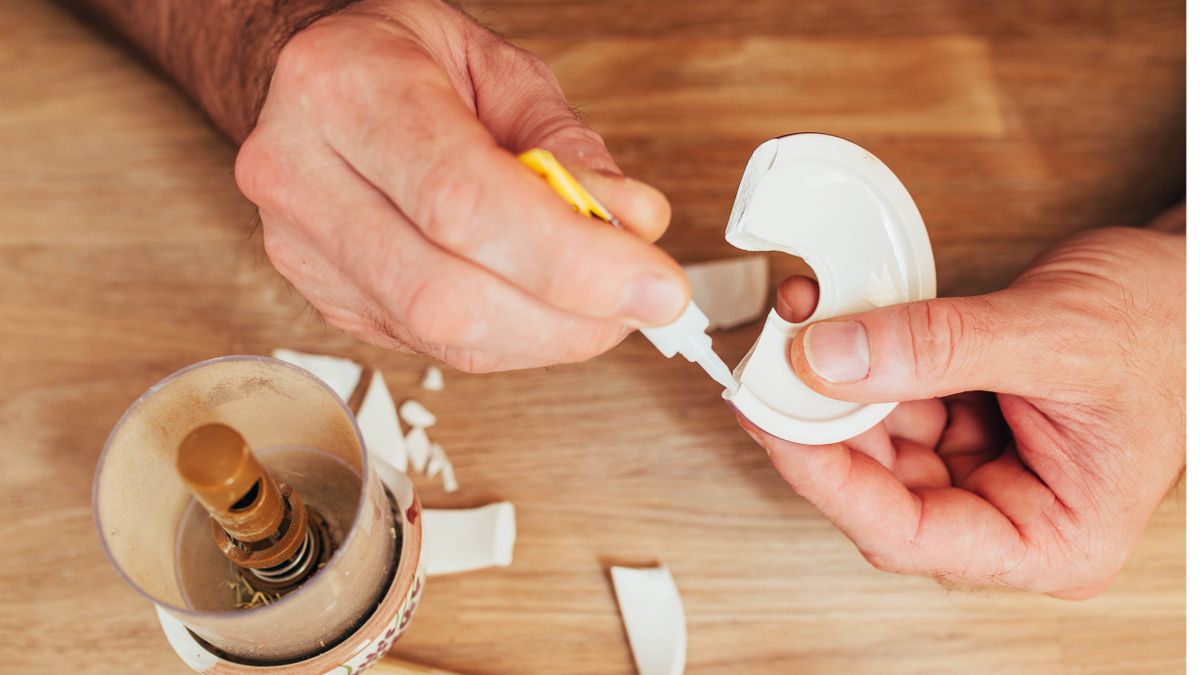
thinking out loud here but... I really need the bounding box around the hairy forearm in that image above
[63,0,360,141]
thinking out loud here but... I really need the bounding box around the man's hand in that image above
[739,221,1185,598]
[236,1,687,371]
[74,0,686,372]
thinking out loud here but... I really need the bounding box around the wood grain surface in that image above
[0,0,1185,673]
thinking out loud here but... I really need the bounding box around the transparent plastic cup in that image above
[94,356,396,663]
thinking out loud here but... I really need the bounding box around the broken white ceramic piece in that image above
[270,348,362,402]
[357,370,408,473]
[422,502,516,576]
[406,426,431,474]
[610,566,687,675]
[723,134,936,445]
[400,399,437,429]
[425,443,448,477]
[420,365,444,391]
[683,255,770,331]
[440,460,459,493]
[424,443,459,493]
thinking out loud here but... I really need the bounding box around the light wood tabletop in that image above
[0,0,1185,673]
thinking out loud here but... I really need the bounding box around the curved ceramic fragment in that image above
[405,426,431,473]
[723,134,936,444]
[270,348,363,402]
[422,502,516,576]
[610,566,687,675]
[357,371,408,472]
[400,399,437,428]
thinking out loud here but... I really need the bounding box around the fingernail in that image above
[621,274,686,326]
[803,320,870,382]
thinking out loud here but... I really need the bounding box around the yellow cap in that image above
[517,148,619,225]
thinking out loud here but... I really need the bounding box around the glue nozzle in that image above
[640,301,738,391]
[691,341,739,391]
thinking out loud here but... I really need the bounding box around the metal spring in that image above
[251,526,316,586]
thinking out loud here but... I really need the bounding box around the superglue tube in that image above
[640,301,738,390]
[518,148,738,392]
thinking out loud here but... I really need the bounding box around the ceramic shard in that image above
[356,370,407,473]
[422,502,516,575]
[400,399,437,428]
[440,460,459,493]
[424,443,459,493]
[683,255,770,331]
[406,426,431,474]
[610,566,687,675]
[270,348,362,402]
[425,442,448,477]
[420,365,444,391]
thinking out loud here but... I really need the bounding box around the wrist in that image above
[68,0,364,142]
[189,0,367,142]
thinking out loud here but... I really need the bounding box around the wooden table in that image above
[0,0,1184,672]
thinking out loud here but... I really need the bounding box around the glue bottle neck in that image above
[639,301,738,391]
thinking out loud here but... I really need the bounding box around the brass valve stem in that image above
[176,423,320,590]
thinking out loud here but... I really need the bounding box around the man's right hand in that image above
[235,0,687,371]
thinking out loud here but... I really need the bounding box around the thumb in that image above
[468,41,670,242]
[789,290,1047,401]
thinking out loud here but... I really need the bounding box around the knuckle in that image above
[503,46,559,84]
[903,300,970,381]
[414,159,482,250]
[234,137,287,209]
[274,26,343,95]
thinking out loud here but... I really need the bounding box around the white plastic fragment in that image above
[425,443,448,477]
[271,348,362,402]
[420,365,444,391]
[683,255,770,331]
[400,399,437,428]
[440,460,459,493]
[610,566,687,675]
[356,371,408,473]
[406,427,431,473]
[423,443,458,493]
[422,502,516,576]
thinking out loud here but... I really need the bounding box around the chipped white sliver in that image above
[424,443,458,493]
[356,370,407,473]
[440,460,458,493]
[683,255,770,331]
[420,365,444,391]
[271,349,363,401]
[422,502,515,576]
[425,443,448,477]
[405,426,431,474]
[400,399,437,428]
[610,566,687,675]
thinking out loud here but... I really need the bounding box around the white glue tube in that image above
[515,148,738,393]
[640,301,738,391]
